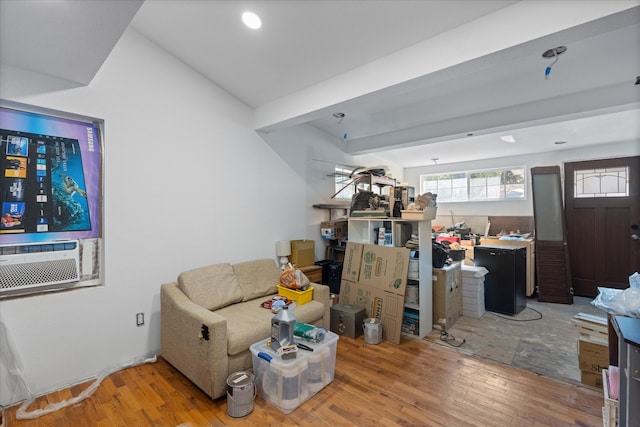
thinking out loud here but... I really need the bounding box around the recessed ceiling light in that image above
[242,11,262,29]
[500,135,516,143]
[542,46,567,58]
[554,141,567,145]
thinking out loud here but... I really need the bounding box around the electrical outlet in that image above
[136,312,144,326]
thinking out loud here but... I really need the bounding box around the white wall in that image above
[403,141,639,223]
[0,28,328,405]
[260,123,357,261]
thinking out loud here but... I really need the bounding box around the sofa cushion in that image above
[232,259,280,301]
[215,297,326,356]
[177,263,243,311]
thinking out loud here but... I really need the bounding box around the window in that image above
[333,165,356,200]
[574,166,629,198]
[420,167,525,202]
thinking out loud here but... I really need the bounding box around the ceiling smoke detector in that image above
[542,46,567,58]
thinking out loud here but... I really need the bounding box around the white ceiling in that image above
[1,0,638,168]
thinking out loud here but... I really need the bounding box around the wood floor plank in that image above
[4,336,604,426]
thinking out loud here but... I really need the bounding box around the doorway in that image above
[564,156,640,297]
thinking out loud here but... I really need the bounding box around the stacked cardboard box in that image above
[290,240,315,267]
[461,265,488,318]
[432,263,462,330]
[573,313,608,388]
[320,219,348,240]
[338,242,410,344]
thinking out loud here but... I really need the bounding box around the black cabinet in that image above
[474,245,526,315]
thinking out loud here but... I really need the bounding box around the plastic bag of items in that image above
[279,266,311,291]
[591,272,640,318]
[407,192,437,211]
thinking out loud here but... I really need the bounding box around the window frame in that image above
[419,166,527,202]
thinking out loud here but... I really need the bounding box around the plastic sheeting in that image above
[0,317,156,419]
[592,272,640,318]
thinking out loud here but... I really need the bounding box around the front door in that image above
[564,156,640,297]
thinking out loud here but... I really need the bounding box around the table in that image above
[250,331,339,414]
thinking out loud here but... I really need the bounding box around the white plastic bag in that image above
[591,272,640,318]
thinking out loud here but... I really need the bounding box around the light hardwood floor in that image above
[4,335,604,426]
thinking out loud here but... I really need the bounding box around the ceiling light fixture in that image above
[431,158,439,165]
[542,46,567,80]
[332,113,347,141]
[242,11,262,29]
[554,141,567,145]
[500,135,516,143]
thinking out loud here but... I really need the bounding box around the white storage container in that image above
[251,331,339,414]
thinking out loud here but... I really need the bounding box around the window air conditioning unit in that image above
[0,240,80,294]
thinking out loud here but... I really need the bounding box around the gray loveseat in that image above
[161,258,331,400]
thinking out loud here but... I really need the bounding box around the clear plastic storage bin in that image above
[250,331,339,414]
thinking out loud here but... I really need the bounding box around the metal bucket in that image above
[362,318,383,345]
[226,371,255,418]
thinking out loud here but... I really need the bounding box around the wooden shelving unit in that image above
[347,215,433,339]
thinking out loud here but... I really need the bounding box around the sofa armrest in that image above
[161,282,229,399]
[312,283,331,330]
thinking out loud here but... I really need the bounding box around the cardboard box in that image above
[578,337,609,373]
[464,247,474,265]
[432,263,462,330]
[339,279,407,344]
[400,206,437,220]
[580,370,603,388]
[299,265,322,283]
[320,219,348,240]
[338,243,410,344]
[290,240,315,267]
[358,244,410,294]
[572,313,608,345]
[341,242,364,283]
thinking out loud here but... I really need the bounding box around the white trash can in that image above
[363,318,383,345]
